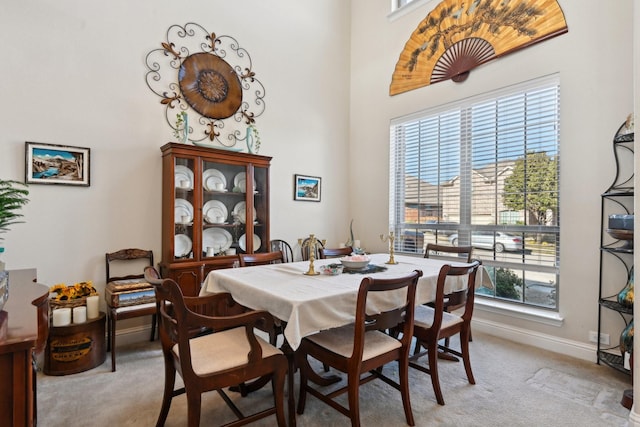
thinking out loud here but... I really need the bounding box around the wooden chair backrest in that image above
[301,237,324,261]
[424,243,472,262]
[350,270,422,359]
[429,261,481,333]
[238,251,285,267]
[105,248,153,282]
[318,246,353,259]
[270,239,294,263]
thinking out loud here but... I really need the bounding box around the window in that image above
[389,75,560,310]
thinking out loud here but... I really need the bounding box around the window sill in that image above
[388,0,436,22]
[475,298,564,327]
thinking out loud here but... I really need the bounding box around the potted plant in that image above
[0,179,29,311]
[0,179,29,243]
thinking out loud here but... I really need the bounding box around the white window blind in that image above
[390,75,560,309]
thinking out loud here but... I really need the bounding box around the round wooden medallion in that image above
[178,53,242,119]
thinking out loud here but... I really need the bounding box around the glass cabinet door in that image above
[174,157,195,261]
[201,160,250,257]
[253,165,269,254]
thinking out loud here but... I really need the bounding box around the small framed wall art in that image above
[25,142,90,186]
[294,174,321,202]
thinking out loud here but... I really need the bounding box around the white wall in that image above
[0,0,351,312]
[0,0,636,356]
[349,0,634,350]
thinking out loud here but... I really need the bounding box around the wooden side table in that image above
[44,312,106,375]
[0,280,49,427]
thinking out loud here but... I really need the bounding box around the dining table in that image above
[200,253,481,426]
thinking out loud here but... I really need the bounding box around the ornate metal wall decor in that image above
[145,23,265,149]
[389,0,568,96]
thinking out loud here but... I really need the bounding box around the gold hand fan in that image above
[389,0,568,95]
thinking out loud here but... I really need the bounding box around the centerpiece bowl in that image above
[340,255,370,270]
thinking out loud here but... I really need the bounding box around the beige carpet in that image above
[37,331,632,426]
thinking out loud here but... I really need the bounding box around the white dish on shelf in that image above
[232,201,257,224]
[175,165,194,189]
[239,233,261,252]
[203,200,228,223]
[203,228,233,254]
[174,234,192,258]
[203,168,226,191]
[233,172,256,193]
[174,198,194,223]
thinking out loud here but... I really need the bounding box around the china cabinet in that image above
[160,143,271,296]
[597,120,634,377]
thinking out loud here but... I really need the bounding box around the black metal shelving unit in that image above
[597,121,634,375]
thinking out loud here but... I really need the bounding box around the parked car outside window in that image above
[449,231,523,253]
[425,220,457,236]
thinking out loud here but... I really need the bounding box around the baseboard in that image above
[472,318,597,363]
[112,325,158,348]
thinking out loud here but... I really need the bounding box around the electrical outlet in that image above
[589,331,610,345]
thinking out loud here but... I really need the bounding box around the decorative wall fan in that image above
[145,23,265,149]
[389,0,568,96]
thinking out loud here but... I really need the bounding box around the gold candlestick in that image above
[298,234,326,275]
[380,231,398,264]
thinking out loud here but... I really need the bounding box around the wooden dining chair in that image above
[238,251,285,267]
[152,276,288,427]
[409,260,481,406]
[296,270,423,427]
[300,237,324,261]
[269,239,294,262]
[318,246,353,259]
[424,243,474,355]
[105,248,157,372]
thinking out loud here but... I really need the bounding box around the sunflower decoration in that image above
[50,281,98,301]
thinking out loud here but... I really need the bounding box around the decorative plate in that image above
[175,165,194,189]
[203,228,233,254]
[203,200,228,223]
[174,198,194,223]
[239,233,261,252]
[232,201,257,224]
[174,234,192,258]
[203,168,227,191]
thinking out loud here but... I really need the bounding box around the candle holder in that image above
[380,231,398,264]
[298,234,326,275]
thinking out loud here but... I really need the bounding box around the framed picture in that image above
[294,174,321,202]
[25,142,90,186]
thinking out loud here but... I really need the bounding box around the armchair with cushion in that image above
[152,276,288,427]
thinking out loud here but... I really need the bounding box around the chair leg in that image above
[460,328,475,385]
[272,362,288,427]
[110,314,117,372]
[106,311,111,352]
[296,355,310,415]
[156,357,176,427]
[149,313,157,341]
[186,391,202,427]
[428,340,445,405]
[347,370,361,427]
[398,357,415,426]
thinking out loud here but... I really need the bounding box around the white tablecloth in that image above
[201,253,472,350]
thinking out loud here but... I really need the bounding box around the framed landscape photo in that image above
[25,142,90,186]
[294,174,321,202]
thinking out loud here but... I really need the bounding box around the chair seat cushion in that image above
[174,327,283,376]
[414,305,463,330]
[305,324,401,360]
